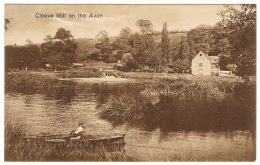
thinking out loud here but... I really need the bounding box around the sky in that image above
[4,4,235,45]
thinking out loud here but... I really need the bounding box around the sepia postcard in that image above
[3,3,256,162]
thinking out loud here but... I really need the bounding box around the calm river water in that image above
[5,80,255,161]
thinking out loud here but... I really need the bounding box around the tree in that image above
[43,35,53,43]
[161,22,170,63]
[95,31,112,62]
[175,36,189,60]
[5,44,41,70]
[131,33,156,69]
[25,39,33,46]
[119,27,132,39]
[136,19,153,34]
[121,53,137,71]
[218,5,256,77]
[147,50,167,72]
[219,54,231,70]
[112,27,133,53]
[54,27,73,42]
[226,63,237,75]
[170,59,191,73]
[186,24,215,59]
[95,31,109,43]
[5,18,11,31]
[41,28,77,67]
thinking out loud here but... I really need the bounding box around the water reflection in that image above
[4,81,256,161]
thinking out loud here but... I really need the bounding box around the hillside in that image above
[74,32,187,62]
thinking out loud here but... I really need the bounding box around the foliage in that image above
[226,63,237,74]
[40,28,77,67]
[112,27,133,53]
[131,33,156,69]
[121,53,138,71]
[218,5,256,77]
[161,22,170,63]
[175,36,189,60]
[95,31,113,62]
[219,54,231,70]
[170,59,190,73]
[5,18,11,31]
[5,44,41,71]
[136,19,153,34]
[99,76,255,132]
[54,27,74,42]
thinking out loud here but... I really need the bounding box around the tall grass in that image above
[99,76,255,132]
[57,69,103,78]
[5,121,135,161]
[5,72,59,92]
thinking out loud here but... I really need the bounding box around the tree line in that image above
[5,5,256,77]
[5,27,77,71]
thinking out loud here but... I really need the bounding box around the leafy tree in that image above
[41,28,77,67]
[5,44,41,70]
[54,27,73,42]
[136,19,153,34]
[121,53,137,71]
[131,33,155,69]
[218,5,256,77]
[187,24,215,59]
[175,36,189,60]
[146,49,167,72]
[95,31,112,62]
[112,27,133,53]
[96,31,109,43]
[5,18,11,31]
[161,22,170,63]
[43,35,53,43]
[170,59,191,73]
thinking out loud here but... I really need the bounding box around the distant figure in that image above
[69,121,84,136]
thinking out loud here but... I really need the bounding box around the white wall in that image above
[192,52,211,75]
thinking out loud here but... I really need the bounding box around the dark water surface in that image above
[5,80,255,161]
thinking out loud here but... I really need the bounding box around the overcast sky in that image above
[4,4,238,45]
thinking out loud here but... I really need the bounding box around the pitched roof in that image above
[207,56,219,63]
[196,51,219,64]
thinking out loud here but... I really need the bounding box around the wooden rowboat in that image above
[21,134,126,152]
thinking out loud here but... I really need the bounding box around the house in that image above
[191,51,220,76]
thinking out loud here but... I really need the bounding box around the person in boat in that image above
[69,121,84,137]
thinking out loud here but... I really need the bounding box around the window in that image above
[199,63,203,67]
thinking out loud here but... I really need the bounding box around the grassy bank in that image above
[4,121,136,161]
[56,69,103,78]
[99,76,255,131]
[5,72,59,92]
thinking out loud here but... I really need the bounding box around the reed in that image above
[99,76,255,131]
[5,72,59,92]
[57,69,103,78]
[4,120,136,161]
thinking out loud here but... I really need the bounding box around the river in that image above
[5,80,255,161]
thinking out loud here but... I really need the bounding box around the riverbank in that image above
[99,75,256,132]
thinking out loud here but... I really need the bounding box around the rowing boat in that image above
[21,134,126,152]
